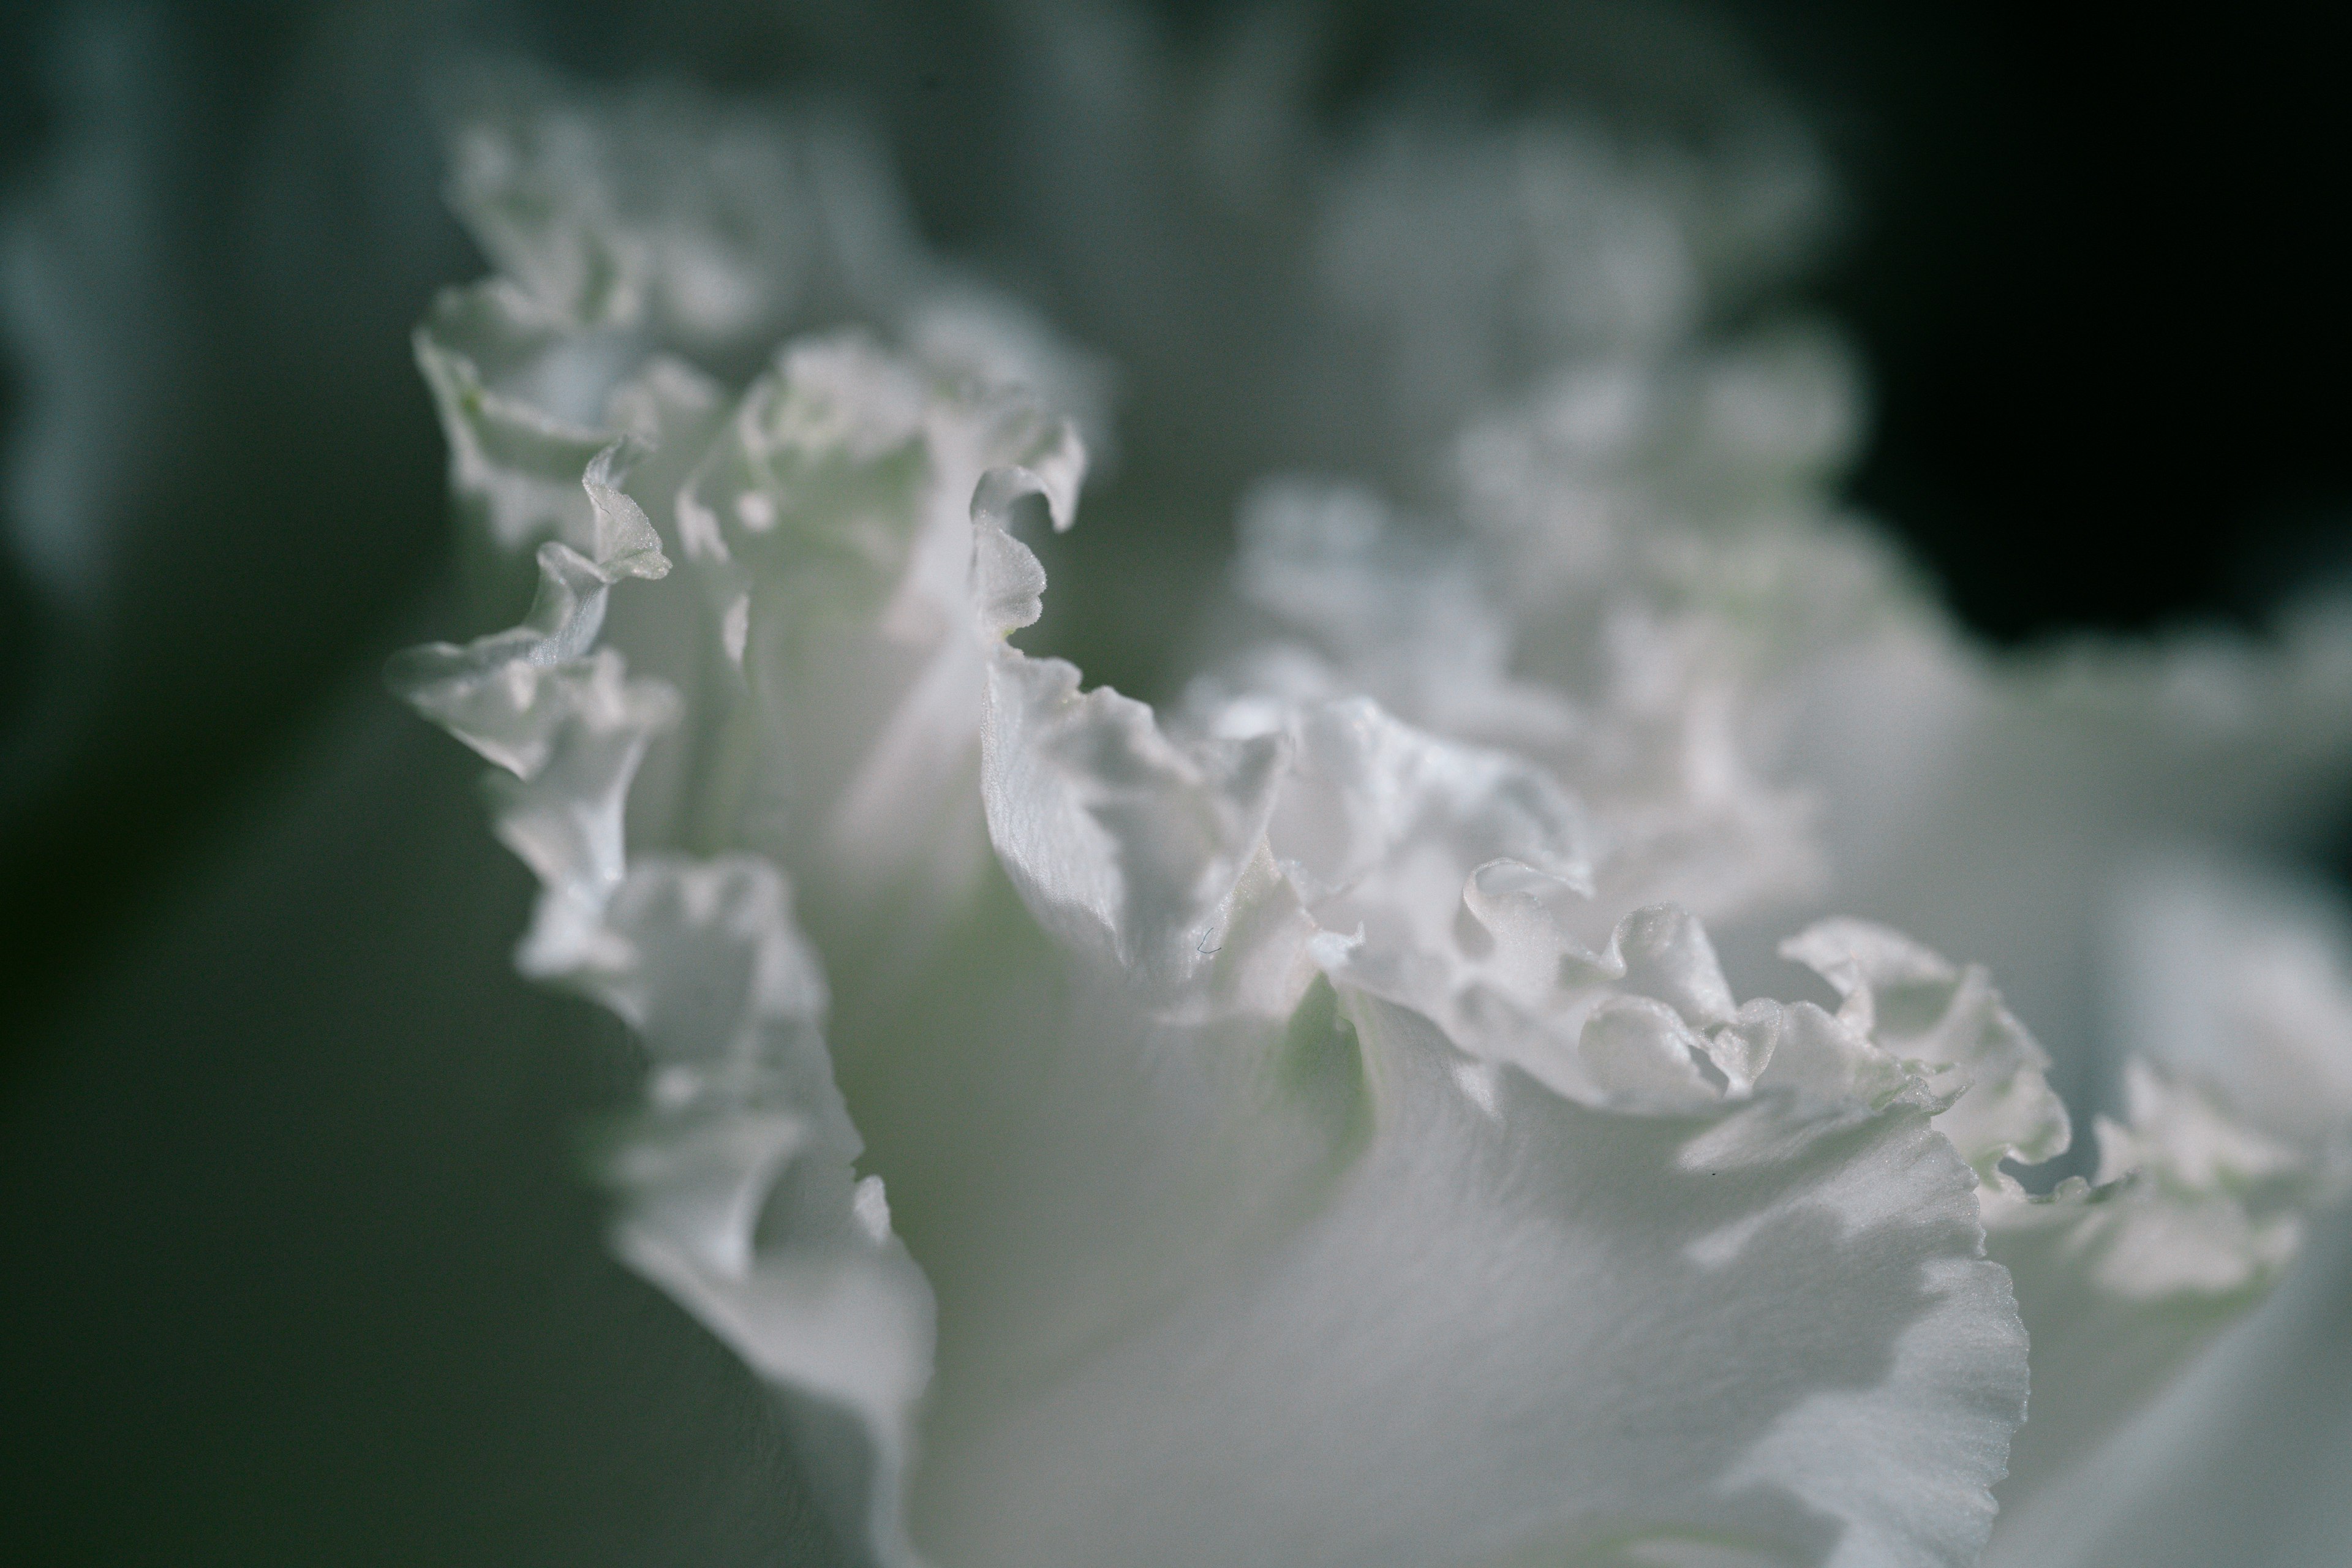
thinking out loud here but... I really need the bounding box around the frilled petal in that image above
[413,280,628,576]
[386,447,680,965]
[1748,911,2351,1541]
[1209,471,1833,943]
[1261,695,1593,903]
[1977,855,2352,1545]
[1982,1118,2299,1522]
[935,537,2025,1567]
[440,62,916,350]
[393,486,933,1568]
[1781,598,2352,1123]
[907,987,2024,1568]
[412,65,1107,630]
[439,63,1113,447]
[390,66,2067,1568]
[1209,479,1582,750]
[671,333,1088,951]
[1780,919,2071,1177]
[590,854,935,1568]
[1183,678,1600,1044]
[981,649,1286,987]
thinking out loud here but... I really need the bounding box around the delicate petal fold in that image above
[441,63,914,352]
[386,441,671,768]
[946,538,2025,1566]
[981,647,1286,989]
[1208,468,1839,943]
[675,334,1088,948]
[411,63,1107,648]
[1982,1142,2299,1531]
[413,280,627,578]
[393,436,935,1567]
[591,854,935,1568]
[1781,598,2352,1111]
[910,990,2024,1568]
[1980,855,2352,1534]
[1781,919,2071,1177]
[383,64,2162,1568]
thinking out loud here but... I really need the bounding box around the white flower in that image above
[385,61,2352,1568]
[11,9,2352,1566]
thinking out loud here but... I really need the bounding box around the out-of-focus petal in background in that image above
[1,2,2346,1564]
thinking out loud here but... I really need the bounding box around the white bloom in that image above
[13,9,2348,1565]
[385,61,2352,1568]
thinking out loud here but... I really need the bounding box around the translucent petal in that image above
[1979,856,2352,1534]
[2104,854,2352,1149]
[588,855,935,1567]
[1210,472,1830,943]
[1983,1155,2299,1528]
[440,64,910,351]
[1782,601,2352,1117]
[387,68,2056,1568]
[908,990,2024,1568]
[415,67,1109,627]
[1781,919,2071,1177]
[981,648,1285,989]
[671,334,1087,950]
[393,482,932,1568]
[925,552,2028,1561]
[413,281,625,571]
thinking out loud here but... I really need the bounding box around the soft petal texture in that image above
[409,62,1104,957]
[21,13,2352,1568]
[1746,907,2352,1543]
[1975,856,2352,1549]
[981,648,1285,987]
[401,315,2035,1568]
[413,64,1107,621]
[1180,110,2352,1551]
[383,53,2352,1568]
[393,430,934,1566]
[595,854,935,1567]
[1291,149,2352,1550]
[2104,854,2352,1149]
[674,333,1087,955]
[910,991,2024,1568]
[1974,1208,2352,1568]
[435,59,1109,453]
[1203,363,1870,950]
[1746,622,2352,1556]
[1194,360,2352,1568]
[1779,919,2071,1178]
[394,153,1110,1561]
[888,526,2030,1566]
[1779,602,2352,1120]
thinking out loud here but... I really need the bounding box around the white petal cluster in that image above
[393,61,2352,1568]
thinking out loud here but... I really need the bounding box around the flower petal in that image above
[394,487,933,1568]
[909,990,2025,1568]
[1212,470,1830,944]
[1781,919,2071,1177]
[1981,855,2352,1536]
[943,554,2024,1564]
[981,645,1286,989]
[588,855,935,1568]
[413,280,626,579]
[671,334,1088,948]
